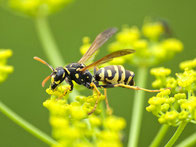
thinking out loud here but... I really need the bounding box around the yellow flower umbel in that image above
[108,21,183,66]
[43,84,126,147]
[6,0,73,17]
[146,58,196,126]
[0,49,14,83]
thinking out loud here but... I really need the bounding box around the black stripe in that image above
[129,73,135,85]
[95,69,102,81]
[117,65,123,82]
[104,66,116,80]
[124,70,132,84]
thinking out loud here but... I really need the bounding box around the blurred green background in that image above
[0,0,196,147]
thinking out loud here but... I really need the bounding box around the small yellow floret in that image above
[162,39,183,52]
[117,26,140,43]
[142,22,164,40]
[180,58,196,70]
[104,116,126,131]
[80,37,91,55]
[150,67,171,77]
[89,115,102,126]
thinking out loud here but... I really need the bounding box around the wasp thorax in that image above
[51,67,66,89]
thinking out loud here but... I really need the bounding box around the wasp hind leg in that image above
[104,88,112,115]
[114,84,161,92]
[97,83,161,92]
[88,82,101,115]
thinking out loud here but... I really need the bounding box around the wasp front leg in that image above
[62,77,74,96]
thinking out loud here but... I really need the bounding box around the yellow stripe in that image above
[55,80,61,84]
[75,73,79,79]
[107,70,112,77]
[106,65,119,84]
[64,68,70,75]
[126,71,134,85]
[99,68,105,81]
[62,72,65,78]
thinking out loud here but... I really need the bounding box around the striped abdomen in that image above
[94,65,135,86]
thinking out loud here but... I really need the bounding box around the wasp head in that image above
[34,56,67,90]
[50,67,66,90]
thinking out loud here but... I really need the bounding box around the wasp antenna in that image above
[42,75,52,87]
[33,56,54,72]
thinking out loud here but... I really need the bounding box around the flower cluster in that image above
[43,85,126,147]
[6,0,72,17]
[146,58,196,126]
[107,21,183,66]
[0,49,14,83]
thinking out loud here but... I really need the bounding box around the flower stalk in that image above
[176,132,196,147]
[165,122,187,147]
[0,101,58,146]
[35,17,64,67]
[128,66,148,147]
[150,125,169,147]
[34,16,80,101]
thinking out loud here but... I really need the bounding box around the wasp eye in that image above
[54,69,64,81]
[50,67,66,90]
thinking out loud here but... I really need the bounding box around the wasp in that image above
[34,28,160,114]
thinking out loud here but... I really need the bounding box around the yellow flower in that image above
[8,0,73,17]
[80,37,91,55]
[176,69,196,88]
[142,22,164,40]
[43,82,126,146]
[148,59,196,126]
[116,26,140,44]
[151,67,171,77]
[107,20,183,67]
[0,49,14,83]
[161,38,183,52]
[180,58,196,70]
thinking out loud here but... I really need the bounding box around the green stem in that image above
[34,16,90,128]
[34,16,80,101]
[0,101,58,146]
[128,66,148,147]
[165,122,187,147]
[176,132,196,147]
[35,17,64,67]
[150,125,169,147]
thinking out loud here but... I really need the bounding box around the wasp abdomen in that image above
[95,65,135,86]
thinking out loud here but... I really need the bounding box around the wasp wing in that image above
[78,28,117,64]
[80,49,135,72]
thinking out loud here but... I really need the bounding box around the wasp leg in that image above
[63,86,72,95]
[88,82,101,115]
[60,79,74,97]
[97,84,115,88]
[97,84,160,92]
[114,84,161,92]
[104,88,112,115]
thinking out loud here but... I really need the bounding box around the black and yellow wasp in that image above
[34,28,160,114]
